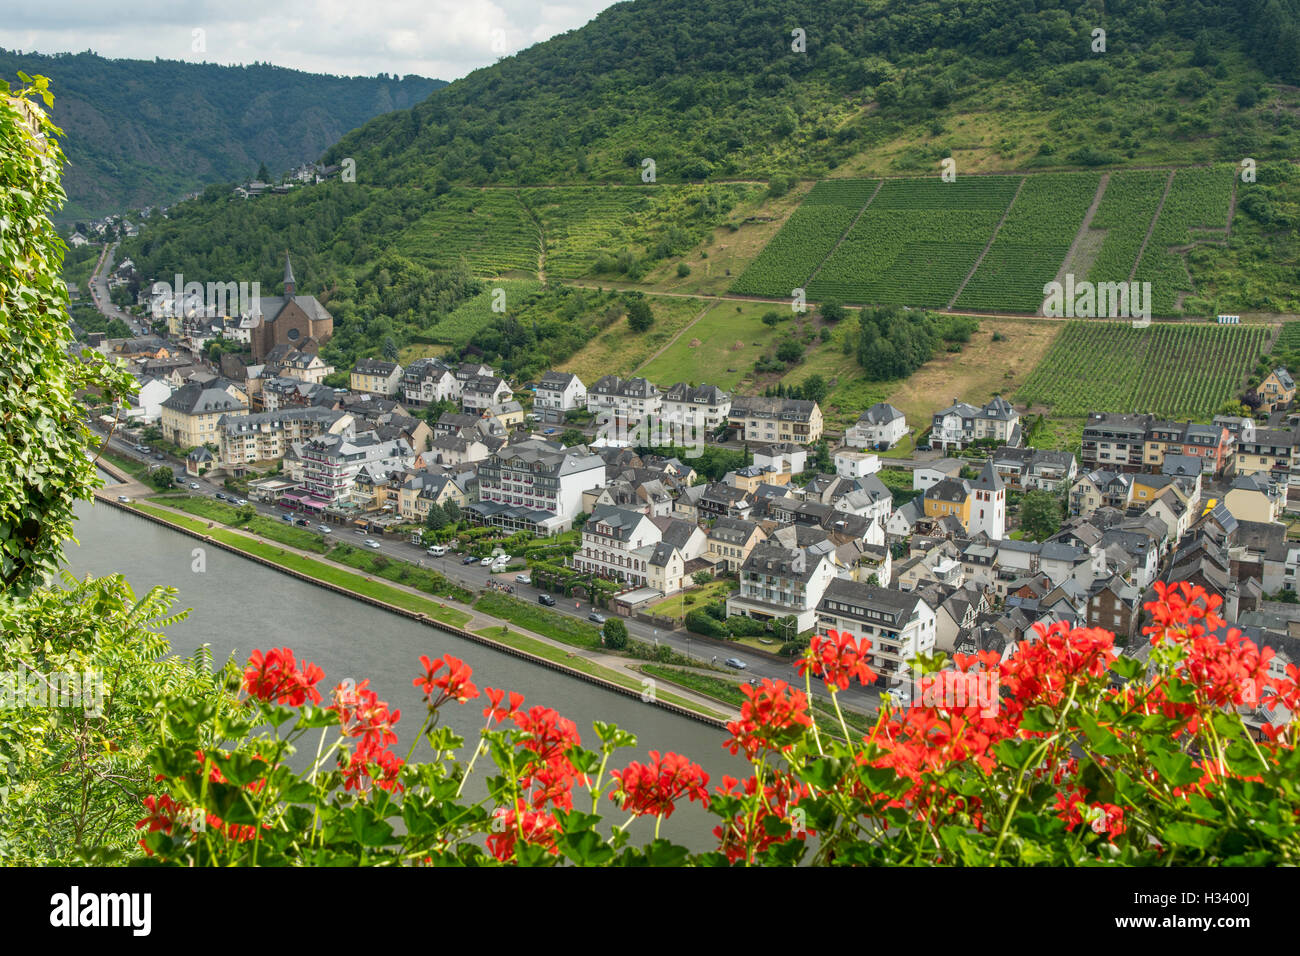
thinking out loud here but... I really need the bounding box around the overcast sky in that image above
[0,0,620,80]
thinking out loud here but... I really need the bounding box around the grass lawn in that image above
[330,542,474,603]
[647,578,737,622]
[125,502,472,627]
[149,494,331,553]
[637,299,796,391]
[473,592,602,649]
[97,448,152,482]
[473,626,727,720]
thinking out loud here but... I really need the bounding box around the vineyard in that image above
[1015,321,1267,419]
[1133,165,1235,315]
[953,172,1101,313]
[397,184,758,281]
[729,179,878,297]
[1275,321,1300,352]
[807,176,1021,306]
[426,279,544,347]
[733,166,1236,315]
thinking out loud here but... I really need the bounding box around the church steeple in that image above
[283,252,296,296]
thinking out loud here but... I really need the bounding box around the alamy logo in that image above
[891,669,1001,718]
[49,886,151,936]
[594,410,704,458]
[0,663,103,717]
[151,273,260,319]
[1042,273,1151,326]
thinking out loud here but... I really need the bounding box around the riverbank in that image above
[89,484,736,727]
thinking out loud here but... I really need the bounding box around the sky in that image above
[0,0,620,81]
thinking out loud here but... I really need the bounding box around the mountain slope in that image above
[0,50,445,222]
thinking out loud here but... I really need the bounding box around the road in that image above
[93,424,883,716]
[87,242,148,336]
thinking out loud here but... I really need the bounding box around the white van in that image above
[427,544,448,557]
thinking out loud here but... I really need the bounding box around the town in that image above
[77,251,1300,730]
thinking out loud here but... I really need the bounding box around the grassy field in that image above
[473,592,603,649]
[558,293,709,383]
[647,578,737,622]
[636,299,802,391]
[150,494,331,553]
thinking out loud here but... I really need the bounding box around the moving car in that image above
[515,573,531,585]
[116,495,130,503]
[724,658,748,670]
[232,498,247,506]
[188,482,200,490]
[295,517,311,527]
[462,554,479,565]
[587,611,606,624]
[215,492,227,500]
[280,514,294,523]
[152,453,164,461]
[317,524,332,534]
[427,544,448,556]
[364,539,382,550]
[537,594,556,606]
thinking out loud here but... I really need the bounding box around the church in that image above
[248,254,334,363]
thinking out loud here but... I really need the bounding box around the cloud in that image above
[0,0,617,79]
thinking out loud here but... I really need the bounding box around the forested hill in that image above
[326,0,1300,188]
[0,50,445,222]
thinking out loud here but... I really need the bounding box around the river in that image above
[63,496,749,852]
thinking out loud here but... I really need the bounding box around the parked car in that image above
[295,517,311,527]
[480,556,495,566]
[462,554,479,565]
[280,514,294,523]
[515,573,531,585]
[116,495,130,503]
[354,528,367,535]
[427,545,448,556]
[588,611,606,624]
[537,594,557,607]
[724,658,748,670]
[214,492,227,500]
[364,539,382,550]
[543,428,557,435]
[317,524,333,534]
[495,554,512,565]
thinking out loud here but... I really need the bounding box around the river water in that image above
[63,497,749,852]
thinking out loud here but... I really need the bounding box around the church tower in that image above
[283,252,296,297]
[969,461,1006,540]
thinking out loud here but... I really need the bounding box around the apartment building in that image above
[298,431,416,508]
[533,371,586,423]
[569,505,662,588]
[1142,420,1231,475]
[706,516,766,573]
[726,541,837,633]
[815,578,937,685]
[159,380,248,449]
[401,357,461,407]
[845,402,907,449]
[350,359,403,397]
[217,407,349,472]
[471,438,605,534]
[660,382,732,433]
[1080,413,1152,472]
[726,396,823,445]
[930,395,1020,452]
[586,375,662,425]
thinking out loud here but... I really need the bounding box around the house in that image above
[752,442,807,478]
[427,432,491,468]
[1070,469,1133,516]
[533,371,586,423]
[831,475,893,526]
[646,543,687,595]
[845,403,907,449]
[470,438,606,534]
[816,578,937,685]
[124,377,174,425]
[912,458,964,491]
[929,395,1020,451]
[462,375,513,414]
[402,357,461,407]
[726,397,823,445]
[698,482,754,521]
[185,446,213,477]
[1233,428,1296,484]
[246,255,334,363]
[570,506,662,588]
[398,469,471,523]
[296,431,416,509]
[1257,367,1296,413]
[268,348,333,385]
[1223,473,1285,524]
[661,383,732,435]
[159,380,249,449]
[350,359,403,397]
[923,478,971,528]
[1142,420,1231,475]
[586,376,662,426]
[727,541,838,633]
[833,450,881,479]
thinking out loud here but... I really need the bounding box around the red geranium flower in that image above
[415,653,480,707]
[241,647,324,706]
[795,628,876,691]
[610,751,710,818]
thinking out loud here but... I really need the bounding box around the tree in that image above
[425,502,448,530]
[798,374,828,404]
[602,617,628,650]
[691,570,712,586]
[626,297,654,333]
[560,428,586,446]
[820,298,846,323]
[1020,490,1062,542]
[382,335,399,361]
[775,338,804,364]
[257,162,270,182]
[443,499,461,525]
[761,310,782,327]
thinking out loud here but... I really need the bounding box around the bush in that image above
[685,608,728,638]
[676,263,691,278]
[602,617,629,649]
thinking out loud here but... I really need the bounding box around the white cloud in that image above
[0,0,618,80]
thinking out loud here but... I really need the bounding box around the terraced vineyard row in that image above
[427,279,544,346]
[1083,170,1168,288]
[1134,165,1235,314]
[807,176,1021,305]
[400,189,541,277]
[954,172,1101,313]
[730,179,876,296]
[1275,321,1300,351]
[1015,321,1266,419]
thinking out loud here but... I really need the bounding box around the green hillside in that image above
[0,50,444,222]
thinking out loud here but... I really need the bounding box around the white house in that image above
[834,450,881,479]
[846,403,907,449]
[125,377,174,424]
[816,578,937,685]
[661,383,732,434]
[534,371,586,423]
[570,505,662,588]
[726,541,837,634]
[912,459,964,491]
